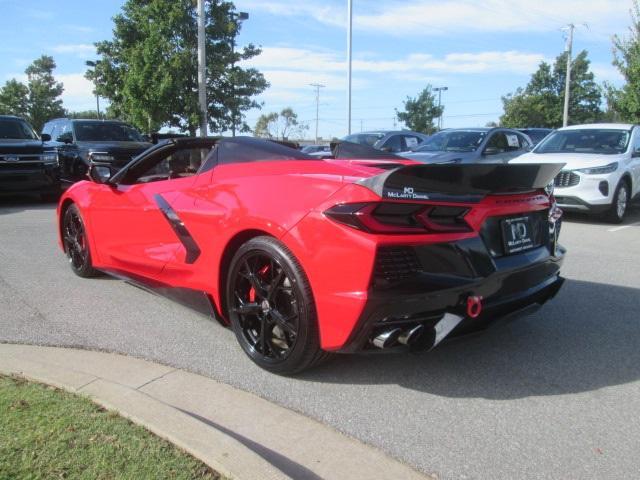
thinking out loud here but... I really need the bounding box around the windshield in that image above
[414,130,486,153]
[0,119,39,140]
[343,133,385,147]
[74,122,145,142]
[535,129,631,155]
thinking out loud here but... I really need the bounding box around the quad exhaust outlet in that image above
[371,313,466,350]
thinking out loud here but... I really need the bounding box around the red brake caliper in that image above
[249,264,270,302]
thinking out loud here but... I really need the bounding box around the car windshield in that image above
[521,129,551,144]
[342,133,385,147]
[535,129,630,154]
[74,122,145,142]
[414,131,486,153]
[0,119,38,140]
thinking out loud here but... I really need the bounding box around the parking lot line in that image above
[608,222,640,233]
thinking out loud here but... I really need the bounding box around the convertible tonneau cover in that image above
[358,163,565,202]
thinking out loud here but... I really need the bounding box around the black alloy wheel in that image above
[63,204,99,278]
[226,236,328,375]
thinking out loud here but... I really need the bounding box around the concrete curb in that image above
[0,343,431,480]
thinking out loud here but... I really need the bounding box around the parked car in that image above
[401,128,533,164]
[301,144,332,156]
[57,136,565,374]
[511,123,640,222]
[0,115,60,200]
[342,130,429,154]
[42,118,152,183]
[517,128,553,146]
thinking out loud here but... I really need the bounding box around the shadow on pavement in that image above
[0,194,58,215]
[303,279,640,400]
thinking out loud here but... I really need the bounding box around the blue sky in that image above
[0,0,632,138]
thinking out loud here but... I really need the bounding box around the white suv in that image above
[511,124,640,222]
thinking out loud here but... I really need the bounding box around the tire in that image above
[62,204,100,278]
[225,236,329,375]
[605,181,629,224]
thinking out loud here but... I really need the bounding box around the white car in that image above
[510,124,640,222]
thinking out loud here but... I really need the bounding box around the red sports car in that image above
[57,137,565,374]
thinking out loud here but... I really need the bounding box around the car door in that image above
[481,131,527,163]
[627,127,640,198]
[379,134,404,153]
[88,143,213,278]
[401,135,422,152]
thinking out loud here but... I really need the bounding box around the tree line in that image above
[3,0,640,137]
[0,0,267,135]
[397,1,640,133]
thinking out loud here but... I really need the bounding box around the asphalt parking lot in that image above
[1,196,639,480]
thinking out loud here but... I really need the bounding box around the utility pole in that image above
[230,11,249,137]
[562,24,575,128]
[310,83,325,143]
[434,86,448,130]
[197,0,207,138]
[85,60,101,120]
[347,0,353,135]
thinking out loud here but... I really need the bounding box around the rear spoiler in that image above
[357,163,565,203]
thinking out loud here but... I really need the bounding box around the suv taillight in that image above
[324,202,471,234]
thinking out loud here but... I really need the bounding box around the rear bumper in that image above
[0,164,60,195]
[337,238,565,353]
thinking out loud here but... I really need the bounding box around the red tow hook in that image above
[467,296,483,319]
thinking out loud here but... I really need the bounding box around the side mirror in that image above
[57,133,73,144]
[483,146,501,156]
[379,146,392,153]
[88,164,113,185]
[632,148,640,158]
[41,133,51,142]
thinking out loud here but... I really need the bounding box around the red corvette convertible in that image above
[57,137,565,374]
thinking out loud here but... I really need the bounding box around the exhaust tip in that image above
[372,328,402,349]
[397,325,424,345]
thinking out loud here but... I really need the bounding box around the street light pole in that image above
[347,0,353,135]
[197,0,207,138]
[86,60,101,120]
[562,24,575,128]
[434,86,448,130]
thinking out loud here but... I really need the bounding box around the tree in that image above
[25,56,66,132]
[88,0,268,135]
[0,79,29,118]
[67,110,117,120]
[0,57,66,130]
[606,0,640,122]
[396,86,443,134]
[254,108,307,140]
[501,50,603,128]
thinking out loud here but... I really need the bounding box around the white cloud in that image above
[238,0,627,37]
[50,44,96,57]
[247,46,545,77]
[57,73,96,111]
[236,0,344,27]
[591,63,625,85]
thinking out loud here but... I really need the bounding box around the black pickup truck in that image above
[0,115,60,200]
[42,118,152,183]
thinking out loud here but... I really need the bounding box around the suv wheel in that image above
[605,181,629,224]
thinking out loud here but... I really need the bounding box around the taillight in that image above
[324,202,471,234]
